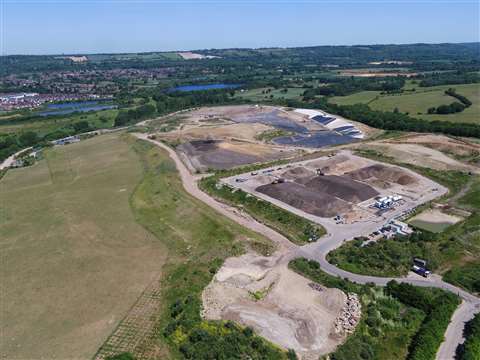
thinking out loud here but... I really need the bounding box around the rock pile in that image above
[334,293,361,334]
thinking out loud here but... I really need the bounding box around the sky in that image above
[1,0,479,55]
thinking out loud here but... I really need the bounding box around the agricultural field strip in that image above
[135,133,480,360]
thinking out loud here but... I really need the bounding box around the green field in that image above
[0,108,118,135]
[330,83,480,123]
[0,133,167,359]
[1,133,282,359]
[330,90,381,106]
[233,87,305,102]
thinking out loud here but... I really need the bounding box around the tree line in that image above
[427,88,473,115]
[385,281,460,360]
[278,97,480,139]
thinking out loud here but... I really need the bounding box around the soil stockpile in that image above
[257,182,351,217]
[297,175,379,203]
[346,164,416,185]
[281,167,316,180]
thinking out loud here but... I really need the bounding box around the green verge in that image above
[199,172,325,245]
[289,258,459,360]
[457,313,480,360]
[126,137,290,359]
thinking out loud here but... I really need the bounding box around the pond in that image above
[38,101,117,116]
[170,83,241,92]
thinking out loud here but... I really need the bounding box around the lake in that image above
[170,83,241,92]
[38,101,117,116]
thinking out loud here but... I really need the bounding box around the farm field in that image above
[0,133,167,359]
[330,83,480,124]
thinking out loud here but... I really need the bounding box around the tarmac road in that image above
[134,133,480,360]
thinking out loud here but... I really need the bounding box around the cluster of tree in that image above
[0,131,39,162]
[456,313,480,360]
[418,71,480,87]
[427,88,472,115]
[0,120,95,162]
[386,281,460,360]
[428,102,466,115]
[114,90,236,127]
[114,104,156,126]
[327,232,436,277]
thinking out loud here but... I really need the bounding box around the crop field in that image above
[330,83,479,123]
[0,133,167,359]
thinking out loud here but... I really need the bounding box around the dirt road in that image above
[134,133,480,360]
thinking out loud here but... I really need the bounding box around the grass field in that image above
[330,83,479,124]
[0,133,167,359]
[233,87,305,102]
[97,139,284,359]
[0,108,118,134]
[330,91,381,106]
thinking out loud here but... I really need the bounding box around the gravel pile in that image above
[334,293,361,335]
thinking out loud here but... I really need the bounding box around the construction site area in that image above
[222,150,445,229]
[150,105,375,172]
[147,106,474,359]
[202,251,361,360]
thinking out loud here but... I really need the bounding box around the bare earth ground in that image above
[202,252,356,360]
[409,208,463,225]
[176,139,300,171]
[0,134,167,359]
[357,142,479,174]
[224,150,433,226]
[160,122,274,142]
